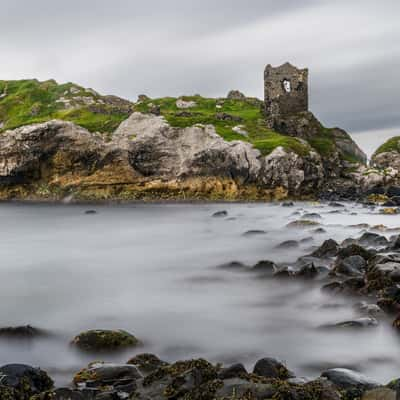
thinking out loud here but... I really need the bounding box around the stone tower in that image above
[264,63,308,124]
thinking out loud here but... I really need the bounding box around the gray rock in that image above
[321,368,379,390]
[312,239,339,258]
[276,240,299,249]
[334,255,367,276]
[358,232,389,248]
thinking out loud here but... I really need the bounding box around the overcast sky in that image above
[1,0,399,152]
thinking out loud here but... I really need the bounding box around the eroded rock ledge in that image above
[0,113,329,201]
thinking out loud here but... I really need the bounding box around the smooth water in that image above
[0,202,400,385]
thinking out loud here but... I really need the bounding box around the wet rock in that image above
[342,277,366,291]
[273,266,295,278]
[85,210,97,215]
[366,262,400,292]
[276,240,299,249]
[72,329,139,352]
[377,285,400,314]
[321,368,379,390]
[243,230,266,236]
[218,363,247,380]
[212,210,228,218]
[362,387,396,400]
[313,227,327,234]
[287,220,320,228]
[302,212,322,219]
[140,358,220,399]
[127,353,168,374]
[321,317,378,330]
[312,239,339,258]
[387,186,400,197]
[0,364,53,398]
[215,378,276,400]
[73,362,142,389]
[322,281,344,293]
[296,263,319,279]
[218,261,246,270]
[354,302,382,316]
[0,325,46,339]
[333,255,366,277]
[337,244,373,261]
[253,357,294,379]
[281,201,294,207]
[358,232,389,248]
[329,202,345,208]
[251,260,277,274]
[300,236,314,243]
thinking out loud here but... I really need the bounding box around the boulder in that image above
[227,90,246,100]
[73,362,142,389]
[333,255,366,277]
[321,368,379,390]
[287,220,320,228]
[212,210,228,218]
[276,240,299,249]
[253,357,294,379]
[0,364,53,398]
[358,233,389,248]
[71,329,139,352]
[218,363,247,380]
[337,244,373,261]
[127,353,168,374]
[0,325,46,339]
[312,239,339,258]
[176,99,197,109]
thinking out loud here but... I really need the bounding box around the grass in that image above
[134,95,311,156]
[0,79,131,133]
[373,136,400,157]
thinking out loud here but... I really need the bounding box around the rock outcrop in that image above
[0,113,329,200]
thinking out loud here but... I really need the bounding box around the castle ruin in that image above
[264,63,308,126]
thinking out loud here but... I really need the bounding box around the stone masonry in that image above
[264,62,308,125]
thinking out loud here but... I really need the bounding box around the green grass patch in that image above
[134,96,311,156]
[0,79,130,133]
[373,136,400,157]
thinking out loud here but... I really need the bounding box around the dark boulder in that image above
[387,186,400,198]
[337,244,373,261]
[296,263,319,279]
[0,364,53,399]
[333,255,366,277]
[127,353,168,374]
[312,239,339,258]
[253,357,294,379]
[217,261,246,270]
[358,232,389,248]
[276,240,299,249]
[0,325,46,339]
[212,210,228,218]
[282,201,294,207]
[218,363,247,380]
[71,329,139,352]
[252,260,277,274]
[243,230,266,236]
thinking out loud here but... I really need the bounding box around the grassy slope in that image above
[0,79,354,159]
[373,136,400,158]
[134,96,312,156]
[0,79,131,133]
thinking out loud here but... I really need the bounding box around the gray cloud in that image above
[0,0,399,139]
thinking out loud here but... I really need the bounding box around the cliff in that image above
[0,79,368,201]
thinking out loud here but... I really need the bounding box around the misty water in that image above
[1,202,400,386]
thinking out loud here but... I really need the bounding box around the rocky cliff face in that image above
[0,113,329,200]
[0,79,372,201]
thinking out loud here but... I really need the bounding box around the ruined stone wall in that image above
[264,63,308,122]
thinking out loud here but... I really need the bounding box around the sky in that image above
[1,0,399,154]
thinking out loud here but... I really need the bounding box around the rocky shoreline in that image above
[2,201,400,399]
